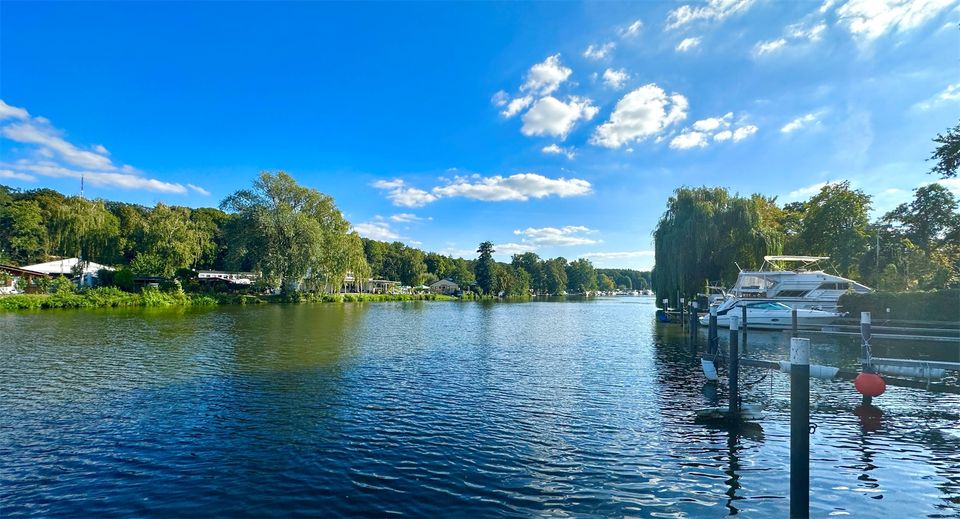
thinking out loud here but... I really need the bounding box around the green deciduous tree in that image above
[796,181,871,277]
[475,241,496,294]
[0,200,47,264]
[930,121,960,178]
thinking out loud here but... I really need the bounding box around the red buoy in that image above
[854,372,886,397]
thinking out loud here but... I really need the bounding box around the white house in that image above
[22,258,113,287]
[197,270,258,285]
[429,278,459,295]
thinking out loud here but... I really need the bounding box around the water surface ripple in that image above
[1,299,958,517]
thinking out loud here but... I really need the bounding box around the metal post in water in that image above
[792,307,799,338]
[680,297,685,330]
[690,302,699,347]
[790,337,810,519]
[741,304,748,352]
[860,312,874,405]
[708,306,718,355]
[728,315,740,416]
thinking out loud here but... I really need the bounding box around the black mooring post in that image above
[690,302,699,346]
[860,312,873,405]
[708,306,718,355]
[790,337,810,518]
[791,307,799,338]
[728,315,740,416]
[680,297,685,330]
[741,304,748,353]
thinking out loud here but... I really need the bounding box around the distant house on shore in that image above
[429,279,459,295]
[0,264,50,294]
[22,258,113,287]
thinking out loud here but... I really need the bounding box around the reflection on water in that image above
[0,298,958,517]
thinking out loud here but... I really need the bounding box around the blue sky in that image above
[1,1,958,269]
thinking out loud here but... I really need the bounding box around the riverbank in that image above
[0,287,458,311]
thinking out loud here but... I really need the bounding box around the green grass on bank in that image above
[0,288,458,311]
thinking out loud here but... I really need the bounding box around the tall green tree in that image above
[883,184,958,249]
[49,197,120,264]
[929,121,960,178]
[566,258,597,294]
[796,181,871,277]
[0,200,47,264]
[544,257,568,295]
[475,241,496,294]
[140,203,204,276]
[221,171,352,291]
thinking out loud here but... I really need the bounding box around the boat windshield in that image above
[742,301,792,311]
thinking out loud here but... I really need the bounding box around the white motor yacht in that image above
[699,300,841,329]
[725,255,871,311]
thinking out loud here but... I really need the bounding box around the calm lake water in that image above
[2,298,959,517]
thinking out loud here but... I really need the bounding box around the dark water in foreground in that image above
[1,298,959,517]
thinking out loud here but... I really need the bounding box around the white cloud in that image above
[787,22,827,41]
[389,213,429,223]
[670,131,709,149]
[602,68,630,89]
[579,250,654,259]
[493,242,538,255]
[835,0,955,42]
[521,96,599,139]
[692,112,732,132]
[754,38,787,55]
[590,84,689,148]
[621,19,644,37]
[0,100,29,120]
[713,130,733,141]
[583,42,616,60]
[521,54,573,96]
[0,169,36,181]
[732,125,758,141]
[786,181,835,200]
[0,99,204,195]
[187,184,211,196]
[666,0,757,29]
[781,112,823,133]
[542,144,576,159]
[352,221,403,242]
[934,177,960,196]
[513,225,600,247]
[374,173,592,206]
[372,179,440,208]
[675,37,702,52]
[501,95,533,118]
[669,112,755,150]
[915,82,960,110]
[491,90,509,107]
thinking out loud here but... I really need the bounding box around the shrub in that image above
[838,289,960,322]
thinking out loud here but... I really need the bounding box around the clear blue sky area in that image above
[2,1,958,268]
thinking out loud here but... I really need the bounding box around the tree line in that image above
[653,181,959,302]
[0,171,649,296]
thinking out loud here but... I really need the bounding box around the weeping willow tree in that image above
[49,197,120,264]
[652,187,783,303]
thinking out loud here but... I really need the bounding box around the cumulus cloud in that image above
[781,112,824,133]
[352,220,403,241]
[372,179,440,208]
[0,98,204,195]
[666,0,757,29]
[521,54,573,96]
[676,37,702,52]
[671,112,757,149]
[915,82,960,110]
[835,0,955,42]
[670,131,709,149]
[602,68,630,89]
[591,84,689,148]
[621,19,644,37]
[493,242,538,255]
[786,181,836,200]
[373,173,592,207]
[513,225,600,247]
[542,144,576,159]
[583,42,616,60]
[521,96,599,139]
[500,95,534,118]
[753,21,827,56]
